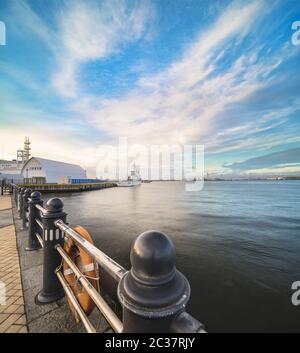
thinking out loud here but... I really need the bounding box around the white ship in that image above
[117,165,141,187]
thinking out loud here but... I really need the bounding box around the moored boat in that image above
[117,165,141,187]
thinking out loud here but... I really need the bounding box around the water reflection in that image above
[44,181,300,332]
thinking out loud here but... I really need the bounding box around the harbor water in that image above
[47,181,300,332]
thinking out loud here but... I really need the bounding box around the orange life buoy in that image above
[63,226,99,321]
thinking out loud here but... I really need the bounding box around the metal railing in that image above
[55,220,126,283]
[55,243,123,333]
[1,179,18,195]
[11,184,206,333]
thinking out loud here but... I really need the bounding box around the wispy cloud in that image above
[1,0,300,176]
[9,0,57,51]
[52,0,154,97]
[226,148,300,173]
[207,101,300,154]
[7,0,154,97]
[72,0,299,166]
[76,1,273,145]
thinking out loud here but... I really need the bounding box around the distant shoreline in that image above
[140,178,300,182]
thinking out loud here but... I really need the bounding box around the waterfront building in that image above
[0,171,23,183]
[1,137,32,173]
[0,159,18,170]
[0,159,21,182]
[21,157,87,184]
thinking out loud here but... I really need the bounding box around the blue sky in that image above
[0,0,300,177]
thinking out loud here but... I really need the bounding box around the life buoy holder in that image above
[63,226,99,321]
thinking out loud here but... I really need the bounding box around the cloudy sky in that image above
[0,0,300,177]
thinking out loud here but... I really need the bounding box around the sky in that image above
[0,0,300,178]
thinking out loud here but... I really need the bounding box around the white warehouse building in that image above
[21,157,87,184]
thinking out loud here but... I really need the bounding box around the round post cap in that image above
[118,231,190,316]
[30,191,41,201]
[131,230,176,286]
[45,198,64,213]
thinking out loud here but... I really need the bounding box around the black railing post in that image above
[14,186,17,206]
[15,186,19,205]
[16,186,20,209]
[36,198,66,304]
[22,188,32,230]
[26,191,43,251]
[18,187,25,217]
[118,230,191,333]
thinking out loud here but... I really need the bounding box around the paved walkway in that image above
[0,194,109,333]
[0,196,28,333]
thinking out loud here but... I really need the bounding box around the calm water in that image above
[47,181,300,332]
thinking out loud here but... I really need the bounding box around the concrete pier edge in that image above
[10,194,110,333]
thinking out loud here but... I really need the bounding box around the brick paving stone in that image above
[0,196,28,333]
[0,314,22,332]
[1,304,20,314]
[5,324,24,333]
[14,297,24,305]
[18,326,28,333]
[0,313,9,324]
[0,197,11,211]
[13,305,25,315]
[15,314,26,325]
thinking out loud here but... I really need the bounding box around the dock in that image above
[14,182,116,193]
[0,193,112,333]
[0,193,111,333]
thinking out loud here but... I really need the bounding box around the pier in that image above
[3,182,117,194]
[0,184,206,333]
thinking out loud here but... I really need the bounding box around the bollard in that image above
[118,230,191,333]
[16,186,21,210]
[18,187,26,218]
[26,191,43,251]
[15,186,18,208]
[15,186,19,205]
[12,184,15,201]
[22,188,32,229]
[36,198,66,304]
[170,311,206,333]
